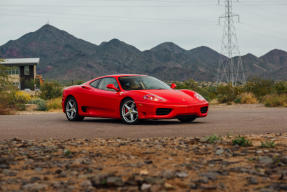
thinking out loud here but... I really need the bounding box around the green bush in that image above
[243,78,275,99]
[232,136,252,147]
[216,83,242,103]
[30,98,47,111]
[274,81,287,95]
[40,82,62,100]
[205,135,222,144]
[261,141,276,148]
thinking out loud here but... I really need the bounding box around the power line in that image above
[217,0,246,85]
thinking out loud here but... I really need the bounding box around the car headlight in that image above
[194,92,206,101]
[143,94,166,102]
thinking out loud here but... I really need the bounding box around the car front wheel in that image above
[65,97,84,121]
[120,99,138,124]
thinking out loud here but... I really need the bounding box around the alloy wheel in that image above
[66,99,77,120]
[121,100,138,124]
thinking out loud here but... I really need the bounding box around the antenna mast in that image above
[217,0,245,85]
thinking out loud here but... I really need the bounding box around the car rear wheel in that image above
[121,99,138,124]
[65,97,84,121]
[177,116,196,123]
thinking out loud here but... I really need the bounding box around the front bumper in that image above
[136,102,208,119]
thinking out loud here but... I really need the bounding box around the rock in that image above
[141,183,151,191]
[200,171,219,181]
[161,170,175,179]
[106,176,123,187]
[164,182,175,190]
[215,149,224,155]
[0,158,10,169]
[247,177,258,185]
[140,169,149,175]
[176,171,188,178]
[22,183,47,191]
[200,184,217,190]
[281,156,287,164]
[2,169,17,176]
[80,180,92,188]
[30,177,41,183]
[144,176,164,184]
[258,156,273,165]
[144,160,153,164]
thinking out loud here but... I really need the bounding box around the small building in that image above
[0,58,40,90]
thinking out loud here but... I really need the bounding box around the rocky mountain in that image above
[0,24,286,81]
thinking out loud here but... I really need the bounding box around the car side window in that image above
[90,79,102,88]
[98,77,119,92]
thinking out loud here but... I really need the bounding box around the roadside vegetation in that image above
[1,64,287,115]
[175,78,287,107]
[0,64,64,114]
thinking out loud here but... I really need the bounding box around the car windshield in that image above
[118,76,171,90]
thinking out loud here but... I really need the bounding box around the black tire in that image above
[120,98,139,124]
[65,97,84,121]
[177,116,196,123]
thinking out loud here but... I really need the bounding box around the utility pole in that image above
[217,0,245,86]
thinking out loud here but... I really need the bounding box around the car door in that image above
[92,77,121,117]
[76,78,102,115]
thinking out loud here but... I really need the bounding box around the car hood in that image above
[130,89,199,104]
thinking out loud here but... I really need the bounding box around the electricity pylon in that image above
[217,0,246,86]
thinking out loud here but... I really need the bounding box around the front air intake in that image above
[200,106,208,114]
[156,108,172,116]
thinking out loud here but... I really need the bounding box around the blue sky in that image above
[0,0,286,56]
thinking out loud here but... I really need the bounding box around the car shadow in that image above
[81,118,204,126]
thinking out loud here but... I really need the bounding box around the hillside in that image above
[0,24,286,81]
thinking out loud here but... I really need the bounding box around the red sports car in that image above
[62,74,208,124]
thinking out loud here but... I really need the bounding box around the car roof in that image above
[97,74,147,78]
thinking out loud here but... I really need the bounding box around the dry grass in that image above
[263,94,287,107]
[46,97,62,111]
[238,92,258,104]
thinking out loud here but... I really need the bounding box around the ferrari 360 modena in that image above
[62,74,208,124]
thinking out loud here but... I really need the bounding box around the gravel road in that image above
[0,104,286,139]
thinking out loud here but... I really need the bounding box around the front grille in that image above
[156,108,172,116]
[200,106,208,114]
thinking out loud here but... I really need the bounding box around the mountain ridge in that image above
[0,24,286,81]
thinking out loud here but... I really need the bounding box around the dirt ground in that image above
[0,133,287,192]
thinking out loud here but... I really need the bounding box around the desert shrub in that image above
[175,80,217,101]
[261,141,276,148]
[47,97,62,111]
[205,135,222,144]
[263,94,287,107]
[235,92,258,104]
[232,136,252,147]
[13,91,32,104]
[30,98,47,111]
[216,83,242,103]
[244,78,275,99]
[274,81,287,95]
[40,81,62,100]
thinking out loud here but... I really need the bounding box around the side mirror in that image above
[170,83,176,89]
[81,85,91,90]
[106,84,119,92]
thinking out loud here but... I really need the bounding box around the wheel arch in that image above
[119,96,134,109]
